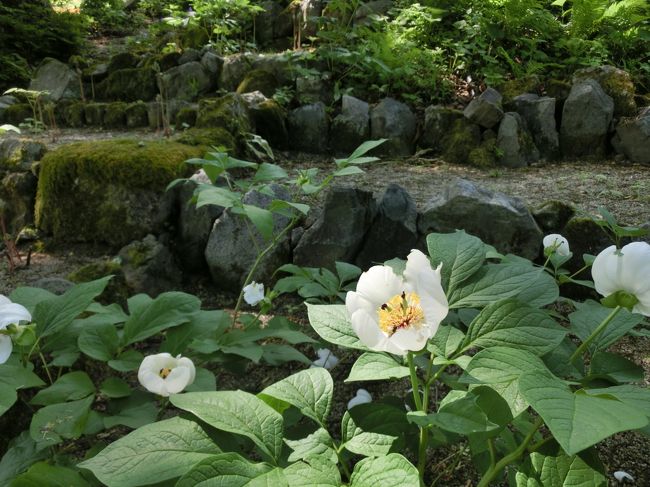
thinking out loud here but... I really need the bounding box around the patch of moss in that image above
[236,69,279,98]
[574,66,636,117]
[441,119,481,164]
[196,93,251,136]
[104,102,128,128]
[67,260,129,306]
[96,67,158,102]
[63,102,85,128]
[249,99,288,149]
[468,139,497,167]
[175,107,197,128]
[175,127,236,152]
[84,103,107,126]
[35,139,202,246]
[158,51,181,71]
[180,24,209,49]
[545,79,571,101]
[2,104,32,125]
[496,76,540,104]
[533,200,575,232]
[125,101,148,128]
[107,52,139,72]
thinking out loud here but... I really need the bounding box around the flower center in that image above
[378,291,425,336]
[159,367,172,379]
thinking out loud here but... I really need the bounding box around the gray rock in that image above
[301,0,324,38]
[200,51,223,78]
[243,93,289,149]
[330,95,370,154]
[420,106,465,152]
[356,184,418,269]
[251,53,294,86]
[125,102,149,128]
[560,79,614,158]
[370,98,416,156]
[219,54,253,92]
[159,62,212,102]
[118,235,182,297]
[615,109,650,165]
[293,186,377,268]
[107,52,139,73]
[573,65,636,117]
[29,58,80,102]
[418,179,542,259]
[288,102,329,153]
[296,75,332,105]
[0,95,18,121]
[204,185,292,291]
[0,138,47,171]
[464,87,504,129]
[256,0,293,45]
[496,112,539,168]
[30,277,74,295]
[532,200,576,233]
[0,171,37,235]
[509,94,559,160]
[178,48,201,65]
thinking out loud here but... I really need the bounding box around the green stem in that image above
[477,417,543,487]
[334,443,352,480]
[407,352,428,485]
[569,305,622,364]
[487,437,497,469]
[406,352,423,411]
[528,435,552,453]
[568,264,590,279]
[38,352,53,384]
[157,397,170,420]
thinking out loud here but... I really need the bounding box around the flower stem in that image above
[407,352,423,411]
[38,351,53,384]
[407,352,428,485]
[569,305,622,364]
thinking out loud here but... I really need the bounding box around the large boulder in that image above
[159,62,212,102]
[107,52,139,73]
[204,185,291,290]
[330,95,370,154]
[296,75,333,105]
[355,184,419,269]
[0,171,37,235]
[200,51,223,78]
[29,58,80,102]
[418,179,543,259]
[560,79,614,158]
[293,186,377,268]
[509,94,559,160]
[573,65,636,117]
[0,138,47,172]
[219,54,254,92]
[440,118,482,164]
[256,0,293,46]
[496,112,539,168]
[370,98,416,156]
[464,87,504,129]
[236,69,278,98]
[243,92,289,149]
[288,102,329,153]
[419,106,465,153]
[196,93,252,137]
[614,108,650,165]
[96,67,158,102]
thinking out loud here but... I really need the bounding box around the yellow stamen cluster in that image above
[159,367,172,379]
[378,292,425,336]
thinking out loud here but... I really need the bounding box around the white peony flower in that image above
[543,234,570,256]
[0,295,31,364]
[345,249,448,355]
[137,353,196,397]
[592,242,650,316]
[613,470,634,482]
[310,348,339,370]
[243,281,265,306]
[347,389,372,410]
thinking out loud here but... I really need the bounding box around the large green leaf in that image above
[346,352,409,382]
[0,362,45,390]
[461,299,565,355]
[426,231,485,293]
[253,162,288,182]
[428,325,465,359]
[285,428,337,465]
[349,453,419,487]
[306,304,368,351]
[242,204,275,241]
[29,396,94,448]
[30,371,95,406]
[103,391,157,430]
[171,391,284,462]
[448,263,556,309]
[175,453,274,487]
[463,347,549,416]
[0,431,49,486]
[260,368,333,426]
[77,322,120,362]
[10,462,89,487]
[161,310,230,356]
[519,371,648,454]
[122,292,201,345]
[0,383,17,418]
[9,287,56,314]
[584,385,650,419]
[515,452,606,486]
[283,457,341,487]
[33,277,111,338]
[589,352,644,383]
[79,417,220,487]
[343,432,397,457]
[107,349,143,372]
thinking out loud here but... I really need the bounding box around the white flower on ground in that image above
[347,389,372,410]
[310,348,339,369]
[0,295,31,364]
[138,353,196,397]
[345,249,448,355]
[543,233,570,256]
[592,242,650,316]
[243,281,265,306]
[613,470,634,482]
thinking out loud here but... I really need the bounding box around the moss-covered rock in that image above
[236,69,279,98]
[175,106,197,128]
[496,76,540,104]
[573,66,636,117]
[441,118,482,164]
[125,101,148,128]
[533,200,575,232]
[67,260,129,306]
[468,138,497,167]
[249,99,288,149]
[84,102,107,126]
[196,93,252,136]
[158,51,181,71]
[63,101,85,127]
[96,67,158,102]
[180,24,210,50]
[2,103,32,125]
[0,138,47,171]
[107,52,139,73]
[35,140,202,246]
[174,127,236,152]
[104,102,128,128]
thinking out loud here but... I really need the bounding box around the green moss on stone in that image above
[35,140,202,246]
[196,93,251,136]
[441,119,482,164]
[125,101,149,128]
[96,67,158,102]
[496,76,540,103]
[104,102,128,128]
[468,139,497,167]
[249,99,288,149]
[84,103,107,126]
[63,102,85,128]
[175,127,236,152]
[2,104,32,125]
[68,260,129,305]
[236,69,279,98]
[175,107,197,128]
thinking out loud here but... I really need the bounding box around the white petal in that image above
[618,242,650,297]
[345,292,376,320]
[138,369,166,396]
[0,303,32,328]
[390,326,429,352]
[0,295,11,306]
[243,281,265,306]
[350,309,394,353]
[592,245,621,297]
[347,389,372,409]
[163,366,192,394]
[0,335,13,364]
[176,356,196,385]
[543,234,570,256]
[403,249,433,283]
[613,470,634,482]
[355,265,403,306]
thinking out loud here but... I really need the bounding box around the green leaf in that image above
[170,391,284,462]
[584,385,650,419]
[33,277,111,338]
[569,300,643,354]
[0,431,49,486]
[243,204,275,241]
[428,325,465,359]
[175,452,274,487]
[285,428,337,465]
[346,139,387,162]
[515,452,606,487]
[108,349,144,372]
[261,368,333,425]
[99,378,132,399]
[9,287,56,315]
[344,432,397,457]
[306,304,369,351]
[519,371,648,454]
[463,347,549,416]
[122,292,200,345]
[29,396,94,448]
[195,184,241,209]
[162,310,230,356]
[185,368,217,393]
[0,362,45,390]
[261,343,311,366]
[449,264,557,309]
[349,453,418,487]
[103,391,157,429]
[79,417,221,487]
[11,462,90,487]
[333,166,365,177]
[78,322,119,361]
[283,457,341,487]
[346,352,409,382]
[426,230,485,293]
[30,371,95,406]
[346,402,413,440]
[253,162,288,182]
[335,261,362,284]
[0,382,17,417]
[461,299,565,355]
[589,352,644,383]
